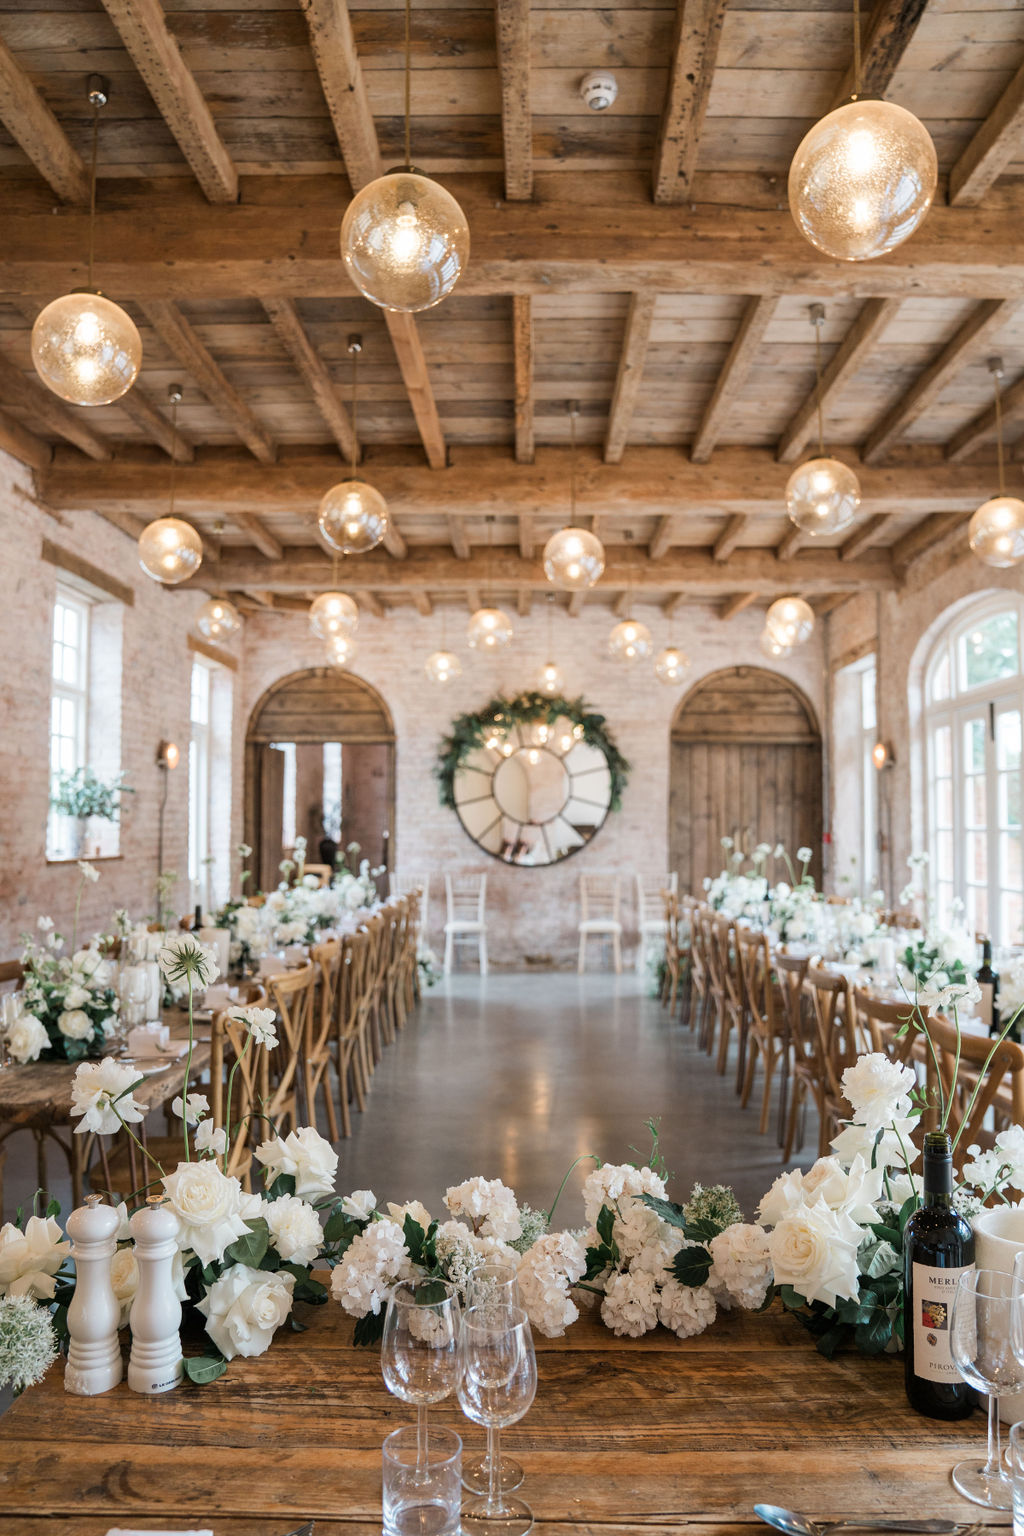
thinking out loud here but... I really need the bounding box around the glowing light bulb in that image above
[467,608,513,650]
[137,517,203,585]
[425,649,461,684]
[969,496,1024,569]
[32,291,142,405]
[786,457,860,536]
[538,661,564,696]
[765,596,815,648]
[74,310,101,345]
[318,480,388,554]
[543,526,605,590]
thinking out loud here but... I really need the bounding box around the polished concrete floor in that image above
[3,971,813,1230]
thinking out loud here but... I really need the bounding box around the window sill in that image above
[45,855,124,867]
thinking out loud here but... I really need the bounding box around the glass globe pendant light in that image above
[32,77,141,405]
[969,358,1024,570]
[319,338,389,555]
[425,607,462,683]
[760,627,794,661]
[196,597,242,642]
[325,633,359,671]
[786,306,861,537]
[543,402,605,591]
[138,386,204,585]
[537,595,565,695]
[788,2,936,261]
[468,515,513,650]
[655,645,690,685]
[765,596,815,648]
[608,618,653,665]
[340,0,468,312]
[309,590,359,641]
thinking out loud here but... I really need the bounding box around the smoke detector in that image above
[579,71,618,111]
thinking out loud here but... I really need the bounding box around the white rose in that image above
[387,1200,432,1231]
[63,985,91,1009]
[58,1009,93,1040]
[196,1263,295,1360]
[768,1199,861,1309]
[832,1116,920,1171]
[161,1161,249,1265]
[0,1215,70,1300]
[756,1168,806,1228]
[110,1246,139,1328]
[340,1189,377,1220]
[264,1195,322,1266]
[8,1013,49,1064]
[800,1154,883,1225]
[72,949,102,977]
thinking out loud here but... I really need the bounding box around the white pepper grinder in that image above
[65,1194,123,1396]
[127,1196,183,1394]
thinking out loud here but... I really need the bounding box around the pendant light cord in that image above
[167,395,179,519]
[87,103,99,291]
[569,401,577,527]
[350,343,359,476]
[995,369,1006,496]
[404,0,412,168]
[814,320,825,458]
[852,0,862,101]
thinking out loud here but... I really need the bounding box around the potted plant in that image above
[49,767,133,857]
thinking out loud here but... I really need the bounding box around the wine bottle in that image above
[193,901,203,931]
[903,1130,975,1419]
[976,936,1000,1036]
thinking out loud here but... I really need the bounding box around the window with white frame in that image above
[188,660,212,910]
[924,596,1024,946]
[858,658,878,889]
[48,585,91,858]
[832,651,878,894]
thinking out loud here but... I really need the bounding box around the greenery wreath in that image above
[435,690,631,812]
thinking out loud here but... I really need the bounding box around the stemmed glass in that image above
[0,993,21,1069]
[950,1268,1024,1509]
[381,1279,461,1488]
[117,965,150,1055]
[462,1263,524,1496]
[457,1303,537,1536]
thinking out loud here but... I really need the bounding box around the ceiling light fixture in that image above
[786,305,861,537]
[765,596,815,649]
[32,76,142,405]
[195,597,242,642]
[426,606,462,683]
[969,358,1024,569]
[138,386,203,585]
[309,590,359,641]
[468,516,513,650]
[543,402,605,591]
[318,336,389,555]
[538,594,565,694]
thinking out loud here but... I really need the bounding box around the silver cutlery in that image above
[754,1504,961,1536]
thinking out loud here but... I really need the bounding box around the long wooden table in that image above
[0,1296,1007,1534]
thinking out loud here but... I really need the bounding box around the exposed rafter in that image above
[652,0,730,204]
[890,512,974,573]
[519,514,535,560]
[713,514,748,563]
[776,526,804,561]
[945,371,1024,463]
[466,586,482,614]
[517,588,532,617]
[0,352,111,462]
[235,515,283,561]
[383,521,408,561]
[605,293,657,465]
[99,0,238,203]
[413,591,432,617]
[0,38,89,204]
[568,589,585,618]
[649,516,675,561]
[261,299,357,464]
[719,592,759,622]
[141,301,277,465]
[0,408,51,471]
[512,296,534,466]
[449,517,470,560]
[830,0,932,108]
[691,296,777,464]
[840,514,890,562]
[776,299,902,465]
[662,593,687,621]
[354,589,385,619]
[494,0,533,201]
[949,56,1024,208]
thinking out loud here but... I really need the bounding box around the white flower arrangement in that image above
[0,1293,59,1394]
[16,897,120,1064]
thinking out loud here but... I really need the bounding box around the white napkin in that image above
[127,1025,182,1058]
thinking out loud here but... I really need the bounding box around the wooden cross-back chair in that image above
[923,1013,1024,1177]
[773,951,811,1149]
[660,890,681,1013]
[688,904,713,1040]
[736,928,786,1136]
[0,959,24,991]
[783,965,856,1161]
[335,927,374,1138]
[851,989,921,1066]
[362,911,389,1065]
[384,896,411,1038]
[259,962,316,1137]
[308,939,342,1141]
[401,889,421,1014]
[709,914,745,1080]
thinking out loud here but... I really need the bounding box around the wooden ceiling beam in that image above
[96,508,150,541]
[413,591,432,617]
[179,543,898,599]
[776,525,803,561]
[0,408,52,471]
[839,514,890,562]
[889,512,974,573]
[142,301,276,465]
[512,296,534,465]
[713,514,748,563]
[662,593,687,620]
[777,299,902,465]
[0,38,90,204]
[652,0,730,204]
[812,593,854,618]
[604,292,657,465]
[383,313,447,471]
[518,514,535,560]
[691,296,777,464]
[41,443,1009,520]
[861,299,1017,464]
[261,298,357,464]
[494,0,532,202]
[449,517,470,560]
[235,514,283,562]
[517,588,532,617]
[830,0,932,108]
[613,591,632,619]
[719,592,758,622]
[949,56,1024,208]
[383,521,408,561]
[649,515,675,561]
[99,0,237,203]
[466,586,482,614]
[946,371,1024,462]
[568,589,585,618]
[0,353,111,462]
[354,589,385,620]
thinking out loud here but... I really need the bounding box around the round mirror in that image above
[445,703,624,867]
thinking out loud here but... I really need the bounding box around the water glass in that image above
[462,1263,525,1496]
[118,965,150,1033]
[381,1279,461,1488]
[0,992,21,1069]
[951,1268,1024,1509]
[383,1422,462,1536]
[457,1303,537,1536]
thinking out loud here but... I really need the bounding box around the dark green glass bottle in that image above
[903,1130,975,1419]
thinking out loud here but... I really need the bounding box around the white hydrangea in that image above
[630,1221,685,1281]
[330,1219,412,1318]
[840,1053,916,1135]
[516,1232,587,1338]
[581,1163,667,1227]
[708,1223,773,1310]
[264,1195,323,1266]
[599,1268,659,1338]
[443,1178,522,1241]
[657,1277,717,1339]
[434,1219,520,1297]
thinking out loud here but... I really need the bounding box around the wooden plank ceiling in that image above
[2,0,1024,623]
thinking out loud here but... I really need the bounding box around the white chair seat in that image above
[445,920,485,934]
[579,919,623,934]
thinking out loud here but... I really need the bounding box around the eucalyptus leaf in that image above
[184,1355,228,1385]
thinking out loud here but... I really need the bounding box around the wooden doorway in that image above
[245,669,396,891]
[670,667,822,893]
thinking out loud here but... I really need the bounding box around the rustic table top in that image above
[0,1295,1005,1534]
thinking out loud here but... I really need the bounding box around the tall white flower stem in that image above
[222,1033,254,1176]
[546,1153,600,1227]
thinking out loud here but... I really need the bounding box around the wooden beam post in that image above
[830,0,932,108]
[0,351,110,461]
[0,408,52,471]
[449,517,470,560]
[713,513,748,563]
[494,0,533,202]
[0,37,89,204]
[949,56,1024,208]
[262,298,357,463]
[512,296,535,465]
[691,296,777,464]
[604,292,657,464]
[649,515,675,561]
[652,0,730,204]
[776,525,803,561]
[719,592,759,621]
[235,514,283,561]
[354,589,386,619]
[839,513,890,562]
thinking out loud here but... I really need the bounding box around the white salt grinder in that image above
[65,1194,123,1396]
[128,1197,184,1394]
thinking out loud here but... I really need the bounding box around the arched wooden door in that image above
[670,666,822,893]
[245,669,396,892]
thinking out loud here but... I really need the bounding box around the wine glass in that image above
[462,1263,524,1496]
[381,1279,461,1489]
[0,992,21,1069]
[950,1267,1024,1509]
[117,965,150,1050]
[457,1303,537,1536]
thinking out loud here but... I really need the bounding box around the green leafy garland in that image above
[435,690,630,812]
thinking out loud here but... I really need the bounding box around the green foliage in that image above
[354,1311,386,1347]
[584,1204,621,1281]
[434,690,631,812]
[184,1354,228,1384]
[49,766,133,821]
[672,1245,712,1287]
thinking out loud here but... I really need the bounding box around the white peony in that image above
[197,1263,295,1360]
[341,1189,377,1220]
[331,1219,412,1318]
[443,1177,522,1241]
[840,1053,916,1135]
[63,985,91,1010]
[600,1269,660,1337]
[708,1223,773,1310]
[70,1058,146,1136]
[161,1161,249,1265]
[516,1232,587,1338]
[0,1216,70,1300]
[657,1277,717,1339]
[58,1009,93,1041]
[264,1195,322,1266]
[581,1163,667,1226]
[7,1013,49,1064]
[387,1200,433,1231]
[768,1199,862,1309]
[255,1126,338,1199]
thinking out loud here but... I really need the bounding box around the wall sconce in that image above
[157,740,180,771]
[871,740,894,771]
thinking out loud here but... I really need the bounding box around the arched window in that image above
[923,595,1024,945]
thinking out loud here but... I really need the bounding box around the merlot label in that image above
[911,1261,974,1382]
